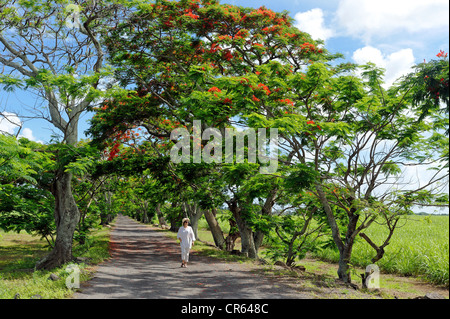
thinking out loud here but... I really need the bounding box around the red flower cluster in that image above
[248,7,276,20]
[300,42,319,53]
[279,98,294,106]
[209,43,222,53]
[208,87,222,93]
[257,83,271,95]
[223,50,233,61]
[436,50,448,58]
[218,35,232,41]
[252,95,260,102]
[233,29,249,40]
[184,8,199,19]
[306,120,322,131]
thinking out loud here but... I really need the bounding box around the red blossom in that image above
[223,50,233,61]
[208,87,222,93]
[257,83,271,95]
[252,95,260,102]
[279,99,294,106]
[436,50,448,58]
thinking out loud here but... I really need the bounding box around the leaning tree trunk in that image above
[204,209,226,249]
[225,218,240,251]
[36,170,80,270]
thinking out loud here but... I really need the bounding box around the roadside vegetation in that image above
[0,226,111,299]
[160,213,449,288]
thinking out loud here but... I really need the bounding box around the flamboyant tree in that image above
[88,0,448,284]
[88,0,335,258]
[246,59,448,283]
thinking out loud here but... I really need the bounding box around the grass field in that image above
[0,226,111,299]
[310,215,449,287]
[195,214,449,287]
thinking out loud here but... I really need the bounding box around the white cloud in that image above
[352,46,415,87]
[0,112,22,135]
[335,0,449,43]
[18,127,43,144]
[0,112,43,143]
[294,8,334,42]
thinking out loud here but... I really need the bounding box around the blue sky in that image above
[1,0,448,143]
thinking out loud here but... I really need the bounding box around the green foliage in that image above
[0,184,55,246]
[283,163,318,192]
[397,52,449,126]
[0,135,56,244]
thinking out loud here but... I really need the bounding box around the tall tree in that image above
[246,61,449,283]
[0,0,130,269]
[88,0,334,258]
[86,0,448,285]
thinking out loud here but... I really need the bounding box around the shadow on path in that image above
[74,215,312,299]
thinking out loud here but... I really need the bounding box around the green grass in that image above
[0,226,112,299]
[194,213,449,286]
[312,215,449,287]
[153,213,449,287]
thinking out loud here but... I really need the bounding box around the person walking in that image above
[177,218,196,268]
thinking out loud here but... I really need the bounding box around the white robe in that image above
[177,226,196,249]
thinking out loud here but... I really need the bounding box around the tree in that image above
[88,0,333,258]
[247,60,449,283]
[86,0,448,285]
[0,0,131,269]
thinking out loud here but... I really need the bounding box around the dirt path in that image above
[74,215,314,299]
[73,215,447,300]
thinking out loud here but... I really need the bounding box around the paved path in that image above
[74,215,311,299]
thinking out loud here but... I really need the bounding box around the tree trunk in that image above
[337,250,352,283]
[254,187,277,255]
[182,202,203,239]
[228,200,257,258]
[36,171,80,270]
[238,222,257,258]
[190,211,203,240]
[204,208,225,249]
[142,210,149,224]
[316,184,357,283]
[156,203,168,227]
[169,202,182,232]
[337,213,359,283]
[225,218,240,251]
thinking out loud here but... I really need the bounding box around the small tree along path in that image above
[74,215,311,299]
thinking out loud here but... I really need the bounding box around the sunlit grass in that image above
[0,226,111,299]
[312,215,449,286]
